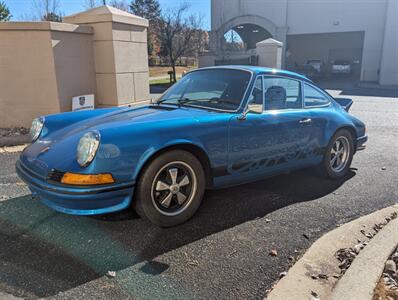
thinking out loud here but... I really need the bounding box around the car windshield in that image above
[157,69,252,111]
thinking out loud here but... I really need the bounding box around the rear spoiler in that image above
[334,98,353,112]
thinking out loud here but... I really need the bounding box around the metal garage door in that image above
[286,31,365,80]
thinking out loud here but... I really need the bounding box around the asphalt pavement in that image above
[0,86,397,299]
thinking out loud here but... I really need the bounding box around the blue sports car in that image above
[17,66,367,227]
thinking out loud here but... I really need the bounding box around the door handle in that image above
[299,118,312,124]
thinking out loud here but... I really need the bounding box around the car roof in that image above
[196,65,313,83]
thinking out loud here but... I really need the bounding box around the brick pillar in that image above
[64,5,150,107]
[256,38,283,69]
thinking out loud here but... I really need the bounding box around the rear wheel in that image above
[320,129,354,179]
[134,150,205,227]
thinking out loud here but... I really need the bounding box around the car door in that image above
[227,75,314,184]
[302,82,334,162]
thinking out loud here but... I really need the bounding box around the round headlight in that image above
[30,117,45,142]
[77,131,100,167]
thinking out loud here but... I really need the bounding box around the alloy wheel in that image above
[330,136,350,173]
[151,161,197,216]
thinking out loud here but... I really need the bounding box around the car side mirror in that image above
[239,103,263,120]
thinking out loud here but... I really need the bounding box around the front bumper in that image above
[356,135,368,151]
[16,160,135,215]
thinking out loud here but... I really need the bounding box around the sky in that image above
[4,0,211,30]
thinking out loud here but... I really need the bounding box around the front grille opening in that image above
[47,169,65,183]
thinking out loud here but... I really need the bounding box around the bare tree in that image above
[83,0,111,9]
[32,0,62,21]
[109,0,129,11]
[130,0,162,58]
[84,0,98,9]
[158,4,203,82]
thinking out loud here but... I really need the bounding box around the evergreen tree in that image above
[0,1,11,21]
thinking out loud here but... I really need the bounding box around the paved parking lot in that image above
[0,86,397,299]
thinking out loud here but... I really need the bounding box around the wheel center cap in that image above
[170,185,179,194]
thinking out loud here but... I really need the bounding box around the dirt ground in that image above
[373,280,398,300]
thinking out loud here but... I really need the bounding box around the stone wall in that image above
[0,22,95,127]
[0,6,150,128]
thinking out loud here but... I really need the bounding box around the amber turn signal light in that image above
[61,172,115,185]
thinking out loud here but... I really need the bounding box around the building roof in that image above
[256,38,283,46]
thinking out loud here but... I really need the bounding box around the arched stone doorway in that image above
[202,15,287,68]
[223,23,273,51]
[213,14,278,52]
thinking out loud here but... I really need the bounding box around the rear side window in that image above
[263,77,302,110]
[304,83,331,107]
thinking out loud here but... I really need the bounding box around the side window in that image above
[263,77,301,110]
[304,84,331,107]
[247,77,263,105]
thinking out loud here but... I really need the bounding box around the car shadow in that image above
[0,168,355,297]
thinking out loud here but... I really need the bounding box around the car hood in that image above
[20,105,223,177]
[52,105,216,139]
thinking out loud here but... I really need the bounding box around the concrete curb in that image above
[332,215,398,300]
[267,204,398,300]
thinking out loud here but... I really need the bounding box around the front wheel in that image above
[320,129,354,179]
[134,150,205,227]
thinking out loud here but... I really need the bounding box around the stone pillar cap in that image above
[64,5,148,27]
[256,38,283,47]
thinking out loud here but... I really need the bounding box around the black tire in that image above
[134,150,205,227]
[319,129,354,179]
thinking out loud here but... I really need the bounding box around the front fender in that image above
[133,139,209,180]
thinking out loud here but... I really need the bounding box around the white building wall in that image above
[379,0,398,86]
[211,0,395,84]
[211,0,288,33]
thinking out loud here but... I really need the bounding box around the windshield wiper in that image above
[156,96,187,105]
[177,98,193,106]
[156,97,235,109]
[157,97,211,106]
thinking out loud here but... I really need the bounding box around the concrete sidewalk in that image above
[267,204,398,300]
